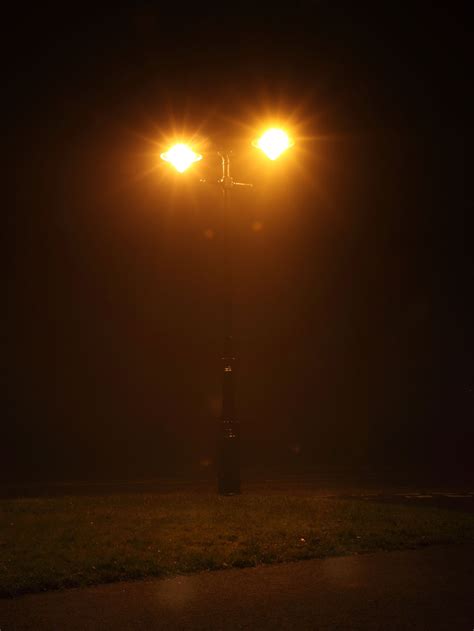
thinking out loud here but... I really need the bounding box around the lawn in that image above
[1,492,473,597]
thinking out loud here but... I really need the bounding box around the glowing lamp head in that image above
[253,128,294,160]
[161,143,202,172]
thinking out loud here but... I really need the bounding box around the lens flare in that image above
[253,128,294,160]
[161,144,202,172]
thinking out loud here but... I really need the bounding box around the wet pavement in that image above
[1,545,473,630]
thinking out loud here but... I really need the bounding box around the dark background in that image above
[4,4,473,483]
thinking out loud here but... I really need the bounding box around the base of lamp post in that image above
[217,420,241,495]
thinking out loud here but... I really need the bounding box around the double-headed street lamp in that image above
[161,128,294,495]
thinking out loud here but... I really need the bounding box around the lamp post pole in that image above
[217,152,240,495]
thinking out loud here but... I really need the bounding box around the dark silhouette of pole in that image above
[217,152,241,495]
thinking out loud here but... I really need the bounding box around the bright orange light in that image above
[253,128,294,160]
[160,143,202,172]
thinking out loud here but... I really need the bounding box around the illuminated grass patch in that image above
[1,493,473,596]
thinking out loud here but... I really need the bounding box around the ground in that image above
[1,479,473,597]
[1,545,473,630]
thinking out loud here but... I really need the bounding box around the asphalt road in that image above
[1,545,473,630]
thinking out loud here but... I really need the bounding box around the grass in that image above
[1,493,473,597]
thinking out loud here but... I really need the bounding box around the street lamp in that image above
[160,143,202,173]
[252,128,294,160]
[161,128,294,494]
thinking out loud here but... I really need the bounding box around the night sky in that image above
[4,4,473,483]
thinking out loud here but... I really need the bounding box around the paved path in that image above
[1,546,473,630]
